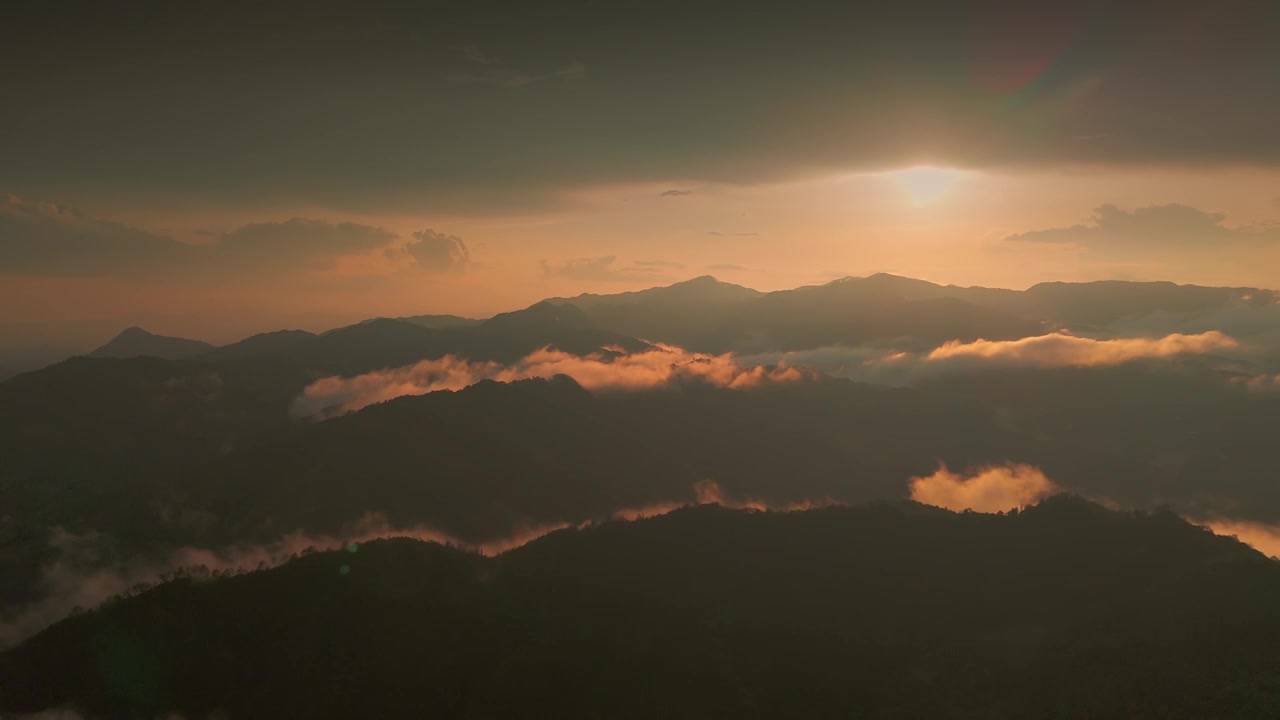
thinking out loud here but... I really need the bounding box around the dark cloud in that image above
[2,1,1276,213]
[395,229,471,273]
[540,256,671,283]
[633,260,684,268]
[1005,204,1280,250]
[0,195,185,276]
[660,189,693,197]
[706,263,749,271]
[0,195,402,278]
[219,219,398,270]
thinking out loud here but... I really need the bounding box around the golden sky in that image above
[2,1,1278,347]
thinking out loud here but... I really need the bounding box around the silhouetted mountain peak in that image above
[89,326,214,360]
[323,317,423,338]
[485,301,597,330]
[546,276,763,311]
[670,274,733,290]
[398,314,481,329]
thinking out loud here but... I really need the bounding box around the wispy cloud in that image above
[292,344,812,418]
[660,189,693,197]
[925,331,1238,366]
[740,331,1241,385]
[1006,203,1280,249]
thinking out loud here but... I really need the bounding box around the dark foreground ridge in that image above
[3,497,1280,719]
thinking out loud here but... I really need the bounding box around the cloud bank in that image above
[0,195,436,279]
[292,345,811,418]
[1006,204,1280,250]
[909,463,1059,513]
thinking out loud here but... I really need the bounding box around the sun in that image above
[888,166,964,205]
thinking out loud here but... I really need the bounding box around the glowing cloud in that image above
[909,463,1059,513]
[1235,374,1280,393]
[741,331,1240,386]
[292,345,812,418]
[610,480,833,521]
[925,331,1238,367]
[1197,519,1280,559]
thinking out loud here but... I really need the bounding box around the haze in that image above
[5,3,1280,717]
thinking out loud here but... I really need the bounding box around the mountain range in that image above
[2,272,1278,677]
[4,498,1279,719]
[5,273,1275,376]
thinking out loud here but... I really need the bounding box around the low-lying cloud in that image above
[926,331,1238,366]
[909,463,1059,513]
[0,516,570,649]
[2,482,835,647]
[292,345,811,418]
[1197,519,1280,559]
[614,480,838,521]
[742,330,1241,386]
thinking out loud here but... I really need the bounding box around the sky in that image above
[3,0,1279,347]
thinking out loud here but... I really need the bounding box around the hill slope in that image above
[3,499,1279,719]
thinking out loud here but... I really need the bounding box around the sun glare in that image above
[889,166,964,205]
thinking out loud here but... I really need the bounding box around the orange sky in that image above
[5,164,1276,348]
[3,2,1278,348]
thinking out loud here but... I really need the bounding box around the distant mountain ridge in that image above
[546,274,764,309]
[67,273,1280,366]
[363,314,480,329]
[534,273,1276,352]
[200,329,317,362]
